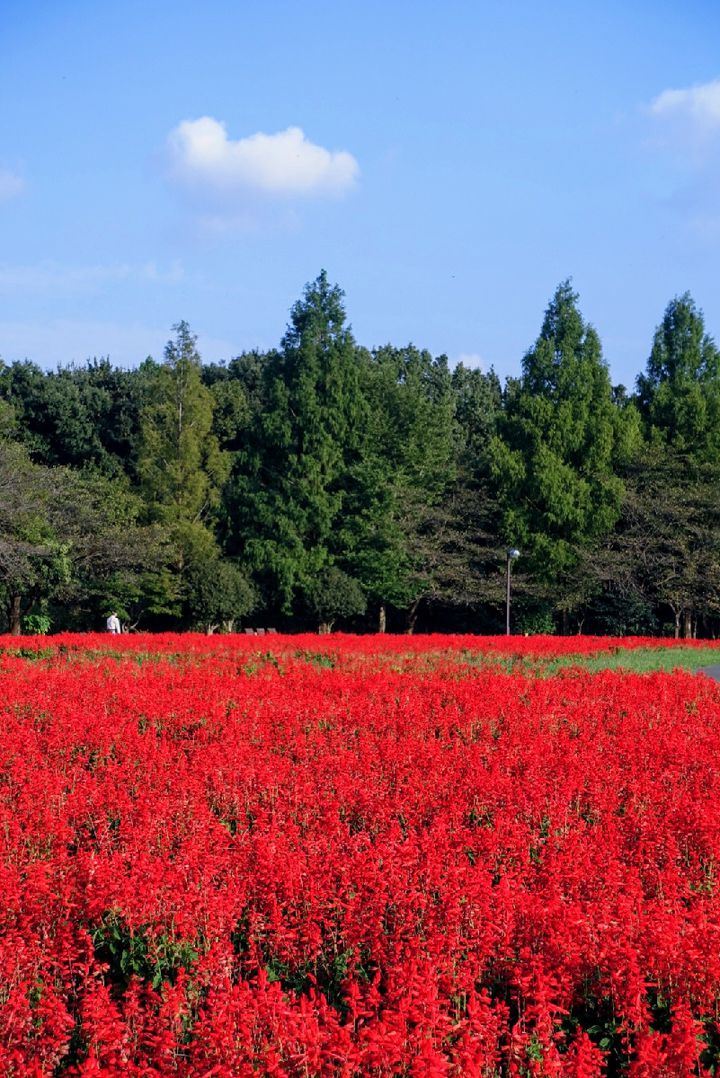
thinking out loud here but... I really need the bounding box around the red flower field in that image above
[1,634,720,1075]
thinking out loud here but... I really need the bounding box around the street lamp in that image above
[506,548,520,635]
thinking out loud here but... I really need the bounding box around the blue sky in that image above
[1,0,719,388]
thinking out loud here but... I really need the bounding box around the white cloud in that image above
[650,79,720,137]
[645,78,720,228]
[167,117,359,197]
[0,168,24,202]
[0,319,234,368]
[0,260,184,294]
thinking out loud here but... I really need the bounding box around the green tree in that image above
[138,322,230,527]
[636,293,720,460]
[0,360,120,472]
[201,351,271,455]
[600,449,720,638]
[305,566,366,633]
[490,281,639,623]
[340,344,458,630]
[224,273,366,615]
[0,356,155,481]
[451,362,502,470]
[68,359,148,478]
[0,443,70,633]
[0,446,162,633]
[185,557,257,633]
[47,469,172,631]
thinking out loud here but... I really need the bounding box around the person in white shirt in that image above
[106,612,122,634]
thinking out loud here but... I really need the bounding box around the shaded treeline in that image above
[1,272,718,636]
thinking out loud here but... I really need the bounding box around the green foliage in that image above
[3,281,720,636]
[305,566,366,630]
[22,611,52,635]
[340,344,459,617]
[515,608,555,635]
[0,446,172,632]
[91,911,199,991]
[490,281,631,593]
[208,378,251,450]
[101,566,183,628]
[636,293,720,461]
[0,442,73,631]
[0,358,144,476]
[587,590,658,637]
[0,395,17,441]
[225,273,367,614]
[451,362,502,470]
[138,322,230,526]
[607,449,720,636]
[185,557,257,631]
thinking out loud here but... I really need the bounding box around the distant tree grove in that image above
[1,272,719,637]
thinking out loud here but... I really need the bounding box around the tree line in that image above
[1,272,718,636]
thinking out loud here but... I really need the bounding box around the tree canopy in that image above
[0,273,717,637]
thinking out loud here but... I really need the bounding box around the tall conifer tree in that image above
[636,293,720,460]
[138,321,229,526]
[226,272,366,615]
[490,282,636,596]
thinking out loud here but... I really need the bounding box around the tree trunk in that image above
[318,621,333,635]
[8,594,21,635]
[561,609,569,635]
[378,603,386,634]
[673,609,681,639]
[406,598,421,635]
[683,609,692,639]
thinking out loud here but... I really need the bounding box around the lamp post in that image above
[506,548,520,635]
